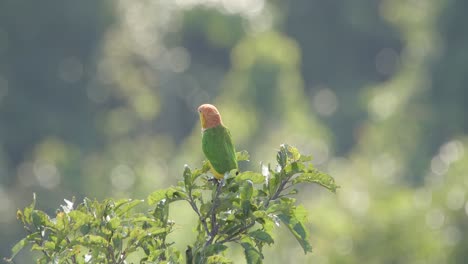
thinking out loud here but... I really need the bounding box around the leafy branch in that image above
[6,144,338,264]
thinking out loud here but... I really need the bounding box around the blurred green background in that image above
[1,0,468,263]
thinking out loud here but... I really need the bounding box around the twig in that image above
[265,173,292,208]
[107,245,117,264]
[187,190,210,237]
[216,221,256,244]
[204,179,224,247]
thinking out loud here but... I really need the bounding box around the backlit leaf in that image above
[236,150,250,162]
[236,171,264,184]
[241,240,263,264]
[292,170,339,193]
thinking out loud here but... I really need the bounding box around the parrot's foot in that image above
[208,177,220,184]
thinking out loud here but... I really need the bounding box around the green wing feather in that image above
[202,125,238,176]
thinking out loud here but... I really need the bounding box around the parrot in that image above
[198,104,238,180]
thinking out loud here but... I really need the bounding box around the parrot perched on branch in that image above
[198,104,238,179]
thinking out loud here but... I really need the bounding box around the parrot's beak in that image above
[199,112,206,129]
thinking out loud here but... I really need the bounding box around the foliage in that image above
[5,145,337,264]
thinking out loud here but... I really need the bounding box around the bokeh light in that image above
[1,0,468,263]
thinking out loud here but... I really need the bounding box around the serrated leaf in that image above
[249,230,274,245]
[236,150,250,161]
[277,213,312,253]
[241,241,263,264]
[292,170,339,193]
[236,171,264,184]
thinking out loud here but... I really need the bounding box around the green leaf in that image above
[107,217,121,229]
[207,255,233,264]
[153,199,169,224]
[68,210,93,227]
[285,145,301,162]
[277,144,301,168]
[284,162,305,176]
[183,165,192,190]
[77,234,109,247]
[31,210,51,228]
[276,146,288,168]
[249,230,274,245]
[299,155,313,162]
[22,193,37,224]
[8,237,28,260]
[236,171,264,184]
[277,213,312,253]
[241,200,252,217]
[240,180,254,201]
[236,150,250,161]
[205,244,228,256]
[114,199,143,216]
[241,241,263,264]
[44,241,55,250]
[292,169,339,193]
[54,211,68,230]
[147,187,187,205]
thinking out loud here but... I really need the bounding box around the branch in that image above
[187,190,210,237]
[265,173,292,208]
[204,180,224,247]
[216,221,256,244]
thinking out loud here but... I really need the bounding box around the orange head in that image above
[198,104,223,130]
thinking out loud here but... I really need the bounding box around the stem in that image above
[107,245,117,264]
[217,221,255,244]
[265,173,292,208]
[204,179,223,247]
[187,190,210,237]
[187,183,210,235]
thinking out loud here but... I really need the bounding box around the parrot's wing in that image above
[202,125,238,176]
[222,127,238,170]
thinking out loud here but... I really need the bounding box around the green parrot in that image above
[198,104,238,179]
